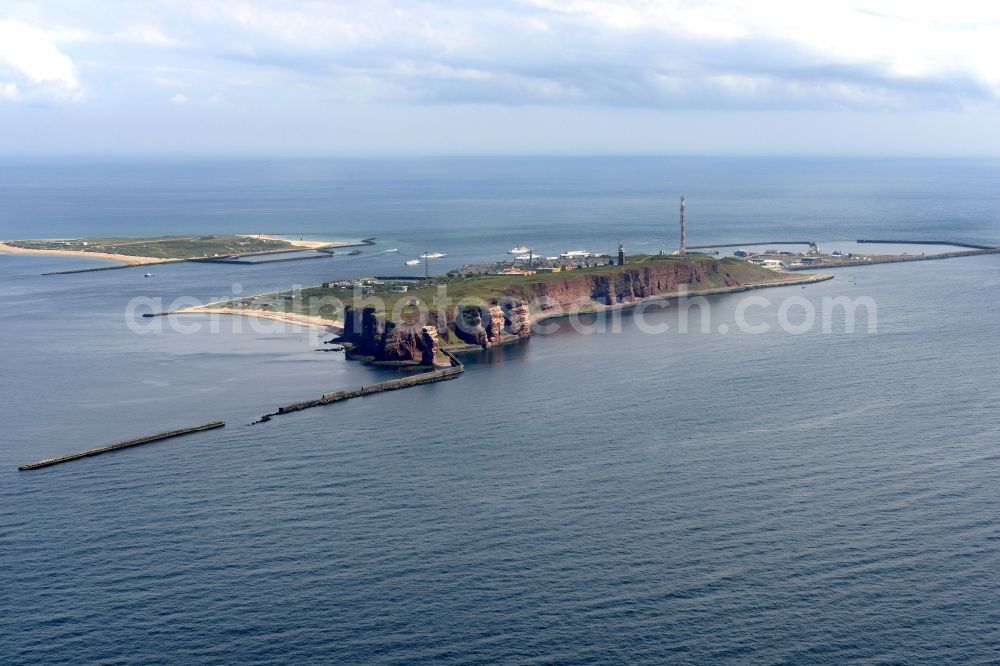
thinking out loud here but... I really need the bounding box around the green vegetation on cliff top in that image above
[345,255,797,314]
[222,254,807,328]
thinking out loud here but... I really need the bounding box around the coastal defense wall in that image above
[785,247,1000,270]
[857,239,997,250]
[18,421,226,471]
[691,241,813,249]
[276,367,463,415]
[260,351,464,420]
[188,254,334,265]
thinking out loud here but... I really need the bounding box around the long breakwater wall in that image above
[691,240,813,249]
[256,351,464,422]
[18,421,226,471]
[37,238,378,275]
[188,253,334,265]
[41,260,181,276]
[857,239,997,250]
[786,247,1000,270]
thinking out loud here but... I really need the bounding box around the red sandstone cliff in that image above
[513,260,739,311]
[341,260,740,361]
[342,306,441,366]
[452,299,532,348]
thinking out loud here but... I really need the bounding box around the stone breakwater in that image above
[18,421,226,471]
[857,239,997,250]
[785,247,1000,271]
[253,351,464,422]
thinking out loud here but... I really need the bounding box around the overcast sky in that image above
[1,1,999,156]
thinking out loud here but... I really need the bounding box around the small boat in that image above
[405,259,421,266]
[559,249,590,258]
[387,248,399,252]
[144,273,155,278]
[347,250,362,256]
[509,244,531,254]
[420,252,446,259]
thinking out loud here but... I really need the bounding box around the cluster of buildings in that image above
[738,247,858,271]
[452,254,616,278]
[320,277,428,295]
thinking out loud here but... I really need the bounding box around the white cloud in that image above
[3,1,1000,112]
[115,24,183,47]
[0,82,21,100]
[171,93,189,104]
[0,20,79,100]
[146,0,999,109]
[532,0,1000,87]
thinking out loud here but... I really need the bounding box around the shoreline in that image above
[238,234,354,250]
[170,271,832,350]
[0,241,178,266]
[173,307,344,332]
[1,234,358,267]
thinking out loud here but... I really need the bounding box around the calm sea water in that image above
[1,158,999,664]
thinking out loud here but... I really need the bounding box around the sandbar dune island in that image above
[0,233,356,266]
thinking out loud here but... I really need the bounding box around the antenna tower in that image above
[679,195,687,256]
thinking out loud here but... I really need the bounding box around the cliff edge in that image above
[337,257,786,363]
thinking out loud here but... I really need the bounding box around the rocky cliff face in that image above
[503,299,532,337]
[453,299,533,348]
[520,261,738,311]
[341,260,738,361]
[342,306,440,365]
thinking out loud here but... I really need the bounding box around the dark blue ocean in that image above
[1,158,999,664]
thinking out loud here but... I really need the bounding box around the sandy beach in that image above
[178,307,344,332]
[238,234,353,250]
[0,241,176,266]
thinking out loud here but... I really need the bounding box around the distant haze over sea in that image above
[2,157,999,249]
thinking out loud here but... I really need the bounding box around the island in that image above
[0,234,352,266]
[181,253,833,367]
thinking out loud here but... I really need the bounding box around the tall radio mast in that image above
[679,195,687,256]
